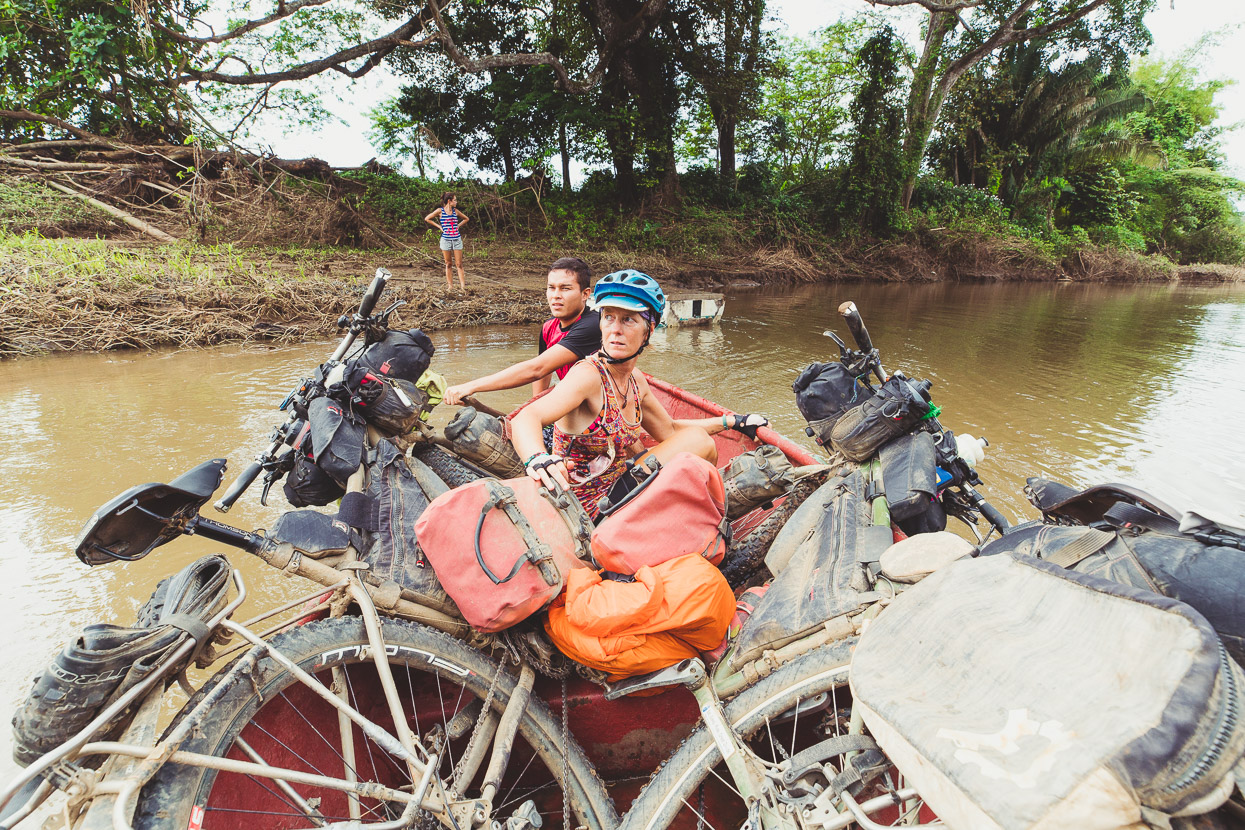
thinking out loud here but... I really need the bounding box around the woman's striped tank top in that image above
[439,208,460,239]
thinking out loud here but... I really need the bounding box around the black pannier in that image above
[357,329,434,384]
[283,451,346,507]
[829,375,933,462]
[792,361,873,447]
[308,396,367,485]
[878,430,946,535]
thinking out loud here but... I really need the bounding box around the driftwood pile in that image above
[0,137,404,247]
[0,275,546,358]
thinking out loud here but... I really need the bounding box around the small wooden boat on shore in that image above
[661,291,726,327]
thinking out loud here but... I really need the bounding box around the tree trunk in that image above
[900,10,956,209]
[716,110,737,186]
[559,122,571,193]
[500,135,516,182]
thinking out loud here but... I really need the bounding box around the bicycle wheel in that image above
[620,641,933,830]
[135,617,616,830]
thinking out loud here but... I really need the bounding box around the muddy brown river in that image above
[1,280,1243,776]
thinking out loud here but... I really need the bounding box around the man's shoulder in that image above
[571,309,601,330]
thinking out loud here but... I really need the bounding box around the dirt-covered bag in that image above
[308,396,367,485]
[721,445,796,520]
[357,328,434,384]
[851,553,1245,829]
[267,509,359,559]
[878,430,946,534]
[414,476,593,632]
[442,406,526,478]
[981,506,1245,670]
[359,441,459,618]
[283,451,346,507]
[730,469,883,670]
[830,376,933,462]
[792,361,874,447]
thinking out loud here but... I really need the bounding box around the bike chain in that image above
[448,656,506,801]
[562,673,571,830]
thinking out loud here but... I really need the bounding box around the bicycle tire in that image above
[413,444,490,489]
[620,639,930,830]
[134,617,617,830]
[719,477,820,588]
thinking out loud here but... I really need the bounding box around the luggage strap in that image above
[1104,501,1183,535]
[474,481,560,587]
[1043,526,1116,569]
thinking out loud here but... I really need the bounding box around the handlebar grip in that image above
[357,268,390,319]
[977,498,1011,534]
[837,301,874,354]
[214,460,264,513]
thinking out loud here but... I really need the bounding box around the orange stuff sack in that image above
[545,553,735,680]
[590,452,729,574]
[415,476,591,632]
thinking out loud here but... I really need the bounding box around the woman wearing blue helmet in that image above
[511,269,768,515]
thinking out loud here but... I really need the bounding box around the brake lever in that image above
[259,474,275,507]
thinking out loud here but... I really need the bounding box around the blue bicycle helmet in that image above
[590,270,667,319]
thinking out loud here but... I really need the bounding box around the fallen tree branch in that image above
[45,181,181,244]
[0,156,137,172]
[141,179,191,202]
[0,110,129,149]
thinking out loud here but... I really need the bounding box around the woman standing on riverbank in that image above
[425,192,469,291]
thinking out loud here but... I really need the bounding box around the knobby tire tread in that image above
[413,444,489,489]
[133,617,617,830]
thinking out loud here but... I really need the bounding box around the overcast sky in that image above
[251,0,1245,179]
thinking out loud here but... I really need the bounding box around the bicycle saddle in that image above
[1024,477,1180,526]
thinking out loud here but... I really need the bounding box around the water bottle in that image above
[955,433,988,467]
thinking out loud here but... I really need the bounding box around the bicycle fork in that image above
[607,660,798,830]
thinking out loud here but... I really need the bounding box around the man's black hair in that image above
[549,257,592,291]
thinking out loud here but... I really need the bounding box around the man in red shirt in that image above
[444,257,602,404]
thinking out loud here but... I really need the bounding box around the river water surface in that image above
[1,280,1243,775]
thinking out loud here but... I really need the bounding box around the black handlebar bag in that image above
[851,554,1245,829]
[357,328,434,384]
[830,376,933,462]
[283,451,346,507]
[792,361,874,447]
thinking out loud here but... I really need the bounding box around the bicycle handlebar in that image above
[214,268,391,513]
[838,301,874,354]
[357,268,389,320]
[214,459,265,513]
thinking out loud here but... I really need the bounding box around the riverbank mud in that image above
[2,234,1240,358]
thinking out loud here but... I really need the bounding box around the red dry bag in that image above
[415,476,592,632]
[590,452,730,574]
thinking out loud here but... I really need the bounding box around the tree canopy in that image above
[1,0,1241,263]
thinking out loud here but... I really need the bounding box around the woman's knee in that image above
[653,426,716,466]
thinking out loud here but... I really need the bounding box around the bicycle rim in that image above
[135,617,616,829]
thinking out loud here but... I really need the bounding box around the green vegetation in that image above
[2,0,1242,272]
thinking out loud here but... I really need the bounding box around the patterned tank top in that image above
[552,355,644,517]
[439,208,460,239]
